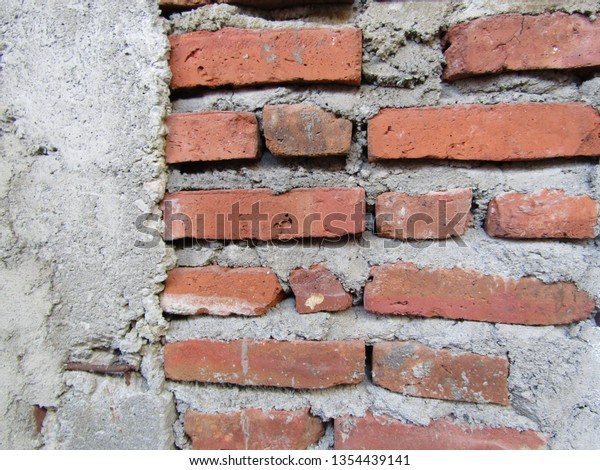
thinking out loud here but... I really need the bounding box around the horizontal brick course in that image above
[185,408,324,450]
[161,188,366,241]
[372,342,509,405]
[334,415,547,450]
[160,266,284,316]
[169,28,362,89]
[376,189,472,240]
[364,261,595,325]
[485,190,598,239]
[368,103,600,161]
[166,112,260,163]
[443,13,600,81]
[164,339,365,389]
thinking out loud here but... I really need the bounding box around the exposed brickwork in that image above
[372,342,509,405]
[160,266,284,316]
[334,415,548,450]
[364,262,595,325]
[185,408,324,450]
[376,189,472,240]
[166,112,260,163]
[156,2,600,452]
[162,188,366,241]
[443,13,600,81]
[289,264,352,313]
[368,103,600,161]
[169,28,362,89]
[164,339,365,389]
[485,190,598,239]
[263,104,353,158]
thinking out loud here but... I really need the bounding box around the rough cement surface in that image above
[0,0,174,448]
[167,0,600,450]
[0,0,599,450]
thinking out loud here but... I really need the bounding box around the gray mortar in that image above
[1,0,599,450]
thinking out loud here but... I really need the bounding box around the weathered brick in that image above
[169,28,362,89]
[161,188,366,241]
[289,264,352,313]
[364,261,595,325]
[443,13,600,81]
[263,104,352,158]
[160,266,284,316]
[372,342,509,405]
[368,103,600,161]
[164,339,365,389]
[161,0,352,8]
[166,112,260,163]
[485,189,598,239]
[185,408,324,450]
[334,415,547,450]
[376,189,472,240]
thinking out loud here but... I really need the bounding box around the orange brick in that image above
[364,262,595,325]
[368,103,600,161]
[334,415,547,450]
[169,28,362,89]
[289,264,352,313]
[263,104,352,158]
[185,408,324,450]
[166,112,260,163]
[161,188,366,241]
[485,190,598,239]
[372,342,509,405]
[160,267,284,316]
[443,13,600,81]
[376,189,472,240]
[164,339,365,389]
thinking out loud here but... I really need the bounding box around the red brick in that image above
[185,408,324,450]
[263,104,352,158]
[160,266,284,316]
[368,103,600,161]
[164,339,365,389]
[33,406,47,434]
[169,28,362,89]
[161,0,352,8]
[161,188,366,241]
[443,13,600,81]
[485,189,598,239]
[376,189,472,240]
[166,112,260,164]
[289,264,352,313]
[334,415,547,450]
[364,261,595,325]
[372,342,509,405]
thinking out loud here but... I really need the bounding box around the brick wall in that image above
[159,1,600,450]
